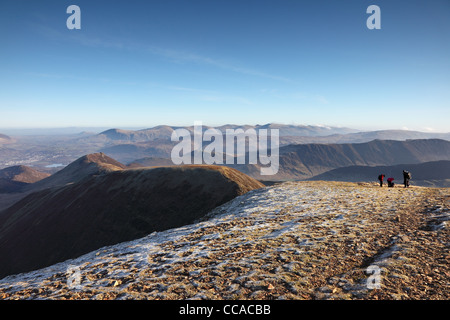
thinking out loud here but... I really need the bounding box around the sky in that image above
[0,0,449,132]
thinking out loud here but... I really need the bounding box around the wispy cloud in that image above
[68,33,125,50]
[314,95,329,104]
[162,85,215,94]
[31,23,125,50]
[25,72,112,83]
[155,84,253,105]
[142,45,293,83]
[198,94,254,105]
[32,23,292,84]
[259,89,330,105]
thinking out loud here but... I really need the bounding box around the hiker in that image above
[403,170,411,188]
[378,174,385,187]
[387,177,395,188]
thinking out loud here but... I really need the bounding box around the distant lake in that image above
[45,164,65,168]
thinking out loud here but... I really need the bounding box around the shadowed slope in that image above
[0,164,264,279]
[250,139,450,180]
[308,160,450,187]
[0,166,50,193]
[27,152,126,191]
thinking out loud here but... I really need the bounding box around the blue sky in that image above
[0,0,449,131]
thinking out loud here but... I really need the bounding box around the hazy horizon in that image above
[1,1,449,131]
[0,123,449,137]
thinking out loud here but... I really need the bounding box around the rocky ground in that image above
[0,181,448,300]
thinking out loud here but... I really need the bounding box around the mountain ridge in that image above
[94,125,450,144]
[246,139,450,180]
[2,125,449,170]
[26,152,126,192]
[0,163,264,279]
[130,139,450,181]
[94,123,359,143]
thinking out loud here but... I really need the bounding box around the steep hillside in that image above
[248,139,450,181]
[0,154,122,211]
[27,152,126,191]
[0,165,50,184]
[0,165,264,279]
[0,181,447,300]
[309,160,450,187]
[0,166,50,193]
[125,139,450,182]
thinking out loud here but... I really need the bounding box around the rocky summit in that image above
[0,181,448,300]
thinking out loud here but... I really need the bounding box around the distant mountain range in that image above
[266,139,450,180]
[0,137,446,220]
[0,153,263,279]
[87,125,450,164]
[272,139,450,179]
[1,138,449,189]
[1,124,449,170]
[129,138,450,181]
[92,125,450,144]
[279,129,450,145]
[94,124,358,142]
[90,124,359,162]
[0,136,449,278]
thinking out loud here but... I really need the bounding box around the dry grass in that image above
[0,181,448,300]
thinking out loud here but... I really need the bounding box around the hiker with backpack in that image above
[378,174,385,187]
[403,170,411,188]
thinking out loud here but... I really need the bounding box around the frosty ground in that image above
[0,181,448,300]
